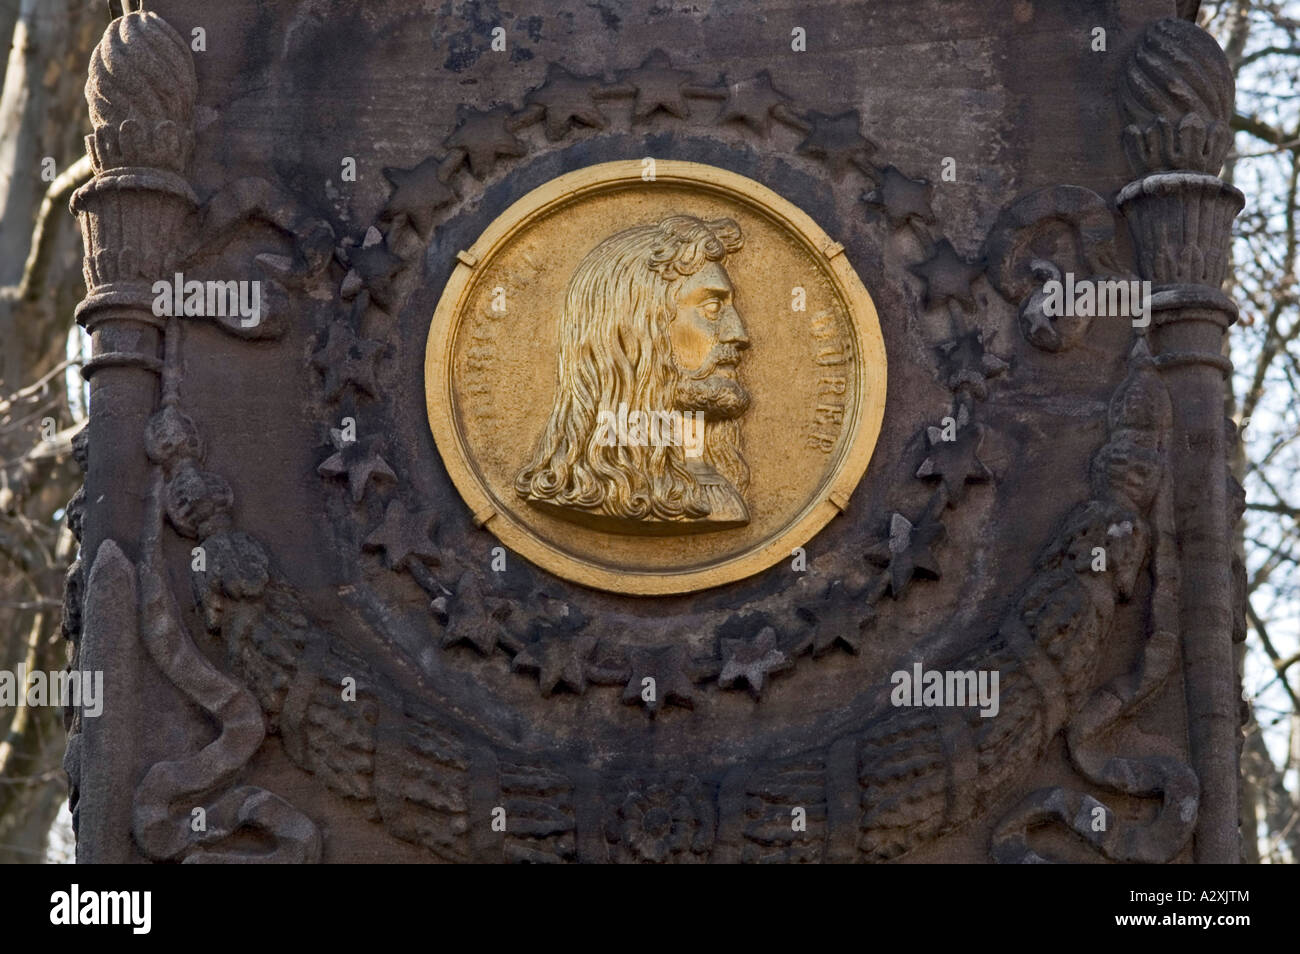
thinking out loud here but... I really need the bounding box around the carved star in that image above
[718,627,792,700]
[344,227,404,309]
[443,106,527,179]
[908,239,985,309]
[532,595,586,639]
[867,511,945,598]
[780,569,875,658]
[788,609,866,659]
[622,645,696,715]
[915,406,992,504]
[863,165,934,227]
[311,318,383,401]
[381,156,455,236]
[525,64,609,140]
[717,71,794,136]
[512,634,597,697]
[621,49,697,122]
[803,623,858,657]
[1022,296,1054,338]
[362,500,439,570]
[317,431,395,503]
[937,328,1009,400]
[443,571,505,655]
[795,110,877,179]
[1017,260,1087,351]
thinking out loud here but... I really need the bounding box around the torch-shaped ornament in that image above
[1116,17,1244,865]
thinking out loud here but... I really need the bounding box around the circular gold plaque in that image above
[426,160,886,595]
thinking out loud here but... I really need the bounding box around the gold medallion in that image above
[426,160,886,595]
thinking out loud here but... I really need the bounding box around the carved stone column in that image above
[66,11,196,862]
[1116,18,1244,863]
[70,11,197,565]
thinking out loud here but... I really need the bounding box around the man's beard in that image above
[671,345,750,492]
[673,345,750,420]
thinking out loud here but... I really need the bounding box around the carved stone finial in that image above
[72,12,198,305]
[84,11,197,174]
[1119,18,1234,175]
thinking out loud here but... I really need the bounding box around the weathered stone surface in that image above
[64,1,1243,863]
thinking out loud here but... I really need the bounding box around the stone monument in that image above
[64,0,1245,862]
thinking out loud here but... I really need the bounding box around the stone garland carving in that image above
[989,341,1196,862]
[862,340,1194,862]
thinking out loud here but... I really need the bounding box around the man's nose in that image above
[719,305,750,349]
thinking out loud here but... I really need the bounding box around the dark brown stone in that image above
[64,1,1244,864]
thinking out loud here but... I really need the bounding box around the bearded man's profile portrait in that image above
[515,214,753,535]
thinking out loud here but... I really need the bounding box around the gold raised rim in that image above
[425,159,887,596]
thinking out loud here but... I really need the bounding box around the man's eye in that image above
[702,300,721,317]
